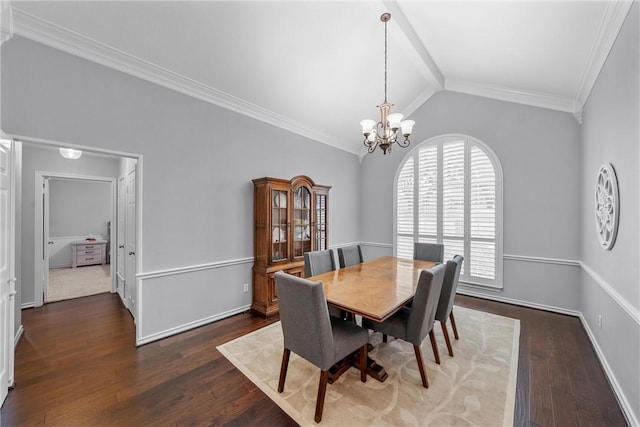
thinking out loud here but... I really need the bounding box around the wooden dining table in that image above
[307,255,438,382]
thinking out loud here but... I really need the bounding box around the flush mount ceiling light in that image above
[59,147,82,159]
[360,12,414,155]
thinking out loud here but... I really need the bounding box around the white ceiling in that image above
[9,1,634,155]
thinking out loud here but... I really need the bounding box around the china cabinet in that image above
[252,175,330,316]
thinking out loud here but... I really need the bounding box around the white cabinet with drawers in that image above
[71,240,107,268]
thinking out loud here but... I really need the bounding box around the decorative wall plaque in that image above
[595,163,619,250]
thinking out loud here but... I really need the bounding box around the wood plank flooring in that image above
[1,293,628,426]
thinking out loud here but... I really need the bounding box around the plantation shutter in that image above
[396,158,414,259]
[470,146,496,279]
[395,135,502,288]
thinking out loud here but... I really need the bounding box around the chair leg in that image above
[315,370,329,423]
[413,344,429,388]
[382,334,387,343]
[450,311,459,340]
[360,345,367,383]
[277,348,290,393]
[441,321,454,357]
[429,330,441,365]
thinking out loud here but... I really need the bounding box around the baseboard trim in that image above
[456,288,581,318]
[578,313,639,427]
[21,302,35,310]
[135,304,252,346]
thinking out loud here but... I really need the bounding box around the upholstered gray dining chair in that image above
[304,249,343,318]
[337,245,364,268]
[304,249,336,277]
[362,263,445,388]
[414,242,444,262]
[436,255,464,357]
[274,271,368,423]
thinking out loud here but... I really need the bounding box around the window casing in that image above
[395,135,503,289]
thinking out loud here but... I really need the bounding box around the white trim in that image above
[11,8,357,157]
[136,304,251,346]
[573,1,634,112]
[382,0,444,91]
[328,242,361,250]
[578,313,640,427]
[138,257,254,281]
[13,325,23,348]
[20,302,34,309]
[456,288,582,318]
[581,262,640,326]
[503,253,581,267]
[445,78,576,115]
[359,241,393,249]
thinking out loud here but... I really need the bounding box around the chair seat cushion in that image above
[362,307,411,343]
[330,317,369,364]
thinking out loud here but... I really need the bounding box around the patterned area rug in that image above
[47,265,111,302]
[218,306,519,426]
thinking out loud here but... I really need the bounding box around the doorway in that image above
[45,177,114,303]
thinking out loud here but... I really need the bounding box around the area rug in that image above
[47,265,111,302]
[218,306,519,426]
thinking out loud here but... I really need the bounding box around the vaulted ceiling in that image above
[9,1,634,155]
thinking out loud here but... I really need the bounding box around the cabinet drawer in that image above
[76,244,102,251]
[76,254,102,265]
[76,248,104,256]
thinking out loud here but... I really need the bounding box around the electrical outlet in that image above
[243,283,249,292]
[598,314,602,328]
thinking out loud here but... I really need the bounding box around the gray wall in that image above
[2,36,361,342]
[361,90,583,311]
[49,179,111,238]
[580,2,639,422]
[19,144,120,304]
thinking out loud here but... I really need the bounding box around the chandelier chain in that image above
[384,17,388,103]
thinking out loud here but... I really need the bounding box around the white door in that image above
[42,178,50,302]
[125,168,136,319]
[0,137,15,406]
[116,176,126,304]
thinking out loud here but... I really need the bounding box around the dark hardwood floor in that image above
[1,293,628,426]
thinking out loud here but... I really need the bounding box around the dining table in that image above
[306,255,438,383]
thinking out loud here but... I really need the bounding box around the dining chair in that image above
[274,271,368,423]
[362,263,446,388]
[337,245,364,268]
[304,249,336,277]
[304,249,344,319]
[413,242,444,262]
[436,255,464,357]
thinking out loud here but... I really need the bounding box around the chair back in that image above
[436,255,464,322]
[406,263,446,345]
[304,250,336,277]
[337,245,363,268]
[274,271,335,371]
[413,242,444,262]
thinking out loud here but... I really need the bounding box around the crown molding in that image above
[11,7,360,156]
[574,1,634,110]
[446,78,578,116]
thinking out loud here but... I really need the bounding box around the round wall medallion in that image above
[595,163,619,250]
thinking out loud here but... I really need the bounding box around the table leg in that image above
[327,344,388,384]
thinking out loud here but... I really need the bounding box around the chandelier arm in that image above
[367,140,378,153]
[397,136,411,148]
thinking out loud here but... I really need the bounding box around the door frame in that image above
[12,133,144,343]
[34,171,116,306]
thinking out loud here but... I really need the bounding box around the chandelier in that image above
[360,13,414,155]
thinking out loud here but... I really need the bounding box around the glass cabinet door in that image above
[293,186,311,258]
[315,193,327,250]
[271,189,288,262]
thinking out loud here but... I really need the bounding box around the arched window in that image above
[395,135,503,289]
